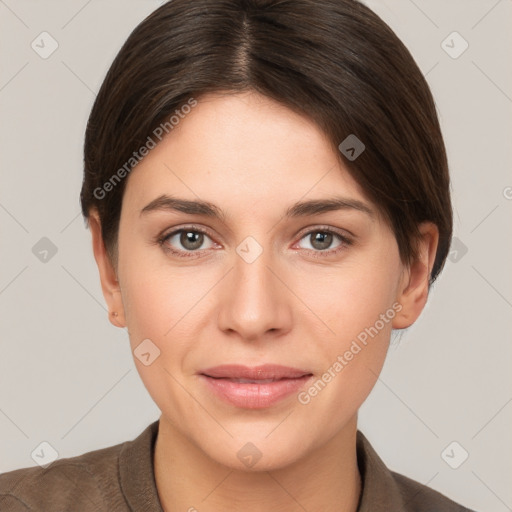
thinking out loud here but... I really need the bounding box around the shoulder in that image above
[390,470,476,512]
[356,430,477,512]
[0,439,128,511]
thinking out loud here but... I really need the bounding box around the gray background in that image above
[0,1,511,511]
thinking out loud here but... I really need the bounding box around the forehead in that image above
[123,91,374,216]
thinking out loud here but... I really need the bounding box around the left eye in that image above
[297,230,345,251]
[164,230,215,252]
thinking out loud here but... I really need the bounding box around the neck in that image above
[154,415,362,512]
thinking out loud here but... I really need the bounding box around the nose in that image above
[216,245,293,342]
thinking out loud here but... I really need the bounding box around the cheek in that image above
[117,253,208,416]
[120,264,196,350]
[118,241,220,374]
[294,243,401,407]
[302,253,401,347]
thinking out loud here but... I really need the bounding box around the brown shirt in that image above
[0,420,475,511]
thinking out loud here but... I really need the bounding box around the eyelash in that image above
[156,225,353,259]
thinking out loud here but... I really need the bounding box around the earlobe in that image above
[89,210,126,328]
[108,308,125,328]
[392,222,439,329]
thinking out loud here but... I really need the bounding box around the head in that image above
[81,0,451,470]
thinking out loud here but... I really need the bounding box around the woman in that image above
[0,0,476,510]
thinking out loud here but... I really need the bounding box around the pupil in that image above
[312,232,332,250]
[181,231,203,250]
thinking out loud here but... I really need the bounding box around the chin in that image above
[193,424,318,473]
[211,441,309,473]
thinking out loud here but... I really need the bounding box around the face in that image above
[94,91,431,471]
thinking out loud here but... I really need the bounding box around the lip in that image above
[199,364,313,409]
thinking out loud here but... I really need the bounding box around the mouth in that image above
[199,364,313,409]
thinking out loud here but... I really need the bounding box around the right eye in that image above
[158,226,218,258]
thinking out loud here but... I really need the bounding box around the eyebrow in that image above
[140,195,226,220]
[140,194,374,220]
[285,197,374,218]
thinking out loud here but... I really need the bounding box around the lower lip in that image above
[200,375,312,409]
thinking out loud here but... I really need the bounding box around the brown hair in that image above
[80,0,452,283]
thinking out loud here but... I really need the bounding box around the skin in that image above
[89,91,438,512]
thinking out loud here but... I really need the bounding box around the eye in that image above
[296,228,351,255]
[160,227,216,256]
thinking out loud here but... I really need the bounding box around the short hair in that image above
[80,0,452,282]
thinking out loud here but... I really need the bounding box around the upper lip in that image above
[200,364,312,380]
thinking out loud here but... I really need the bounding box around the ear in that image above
[89,209,126,328]
[392,222,439,329]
